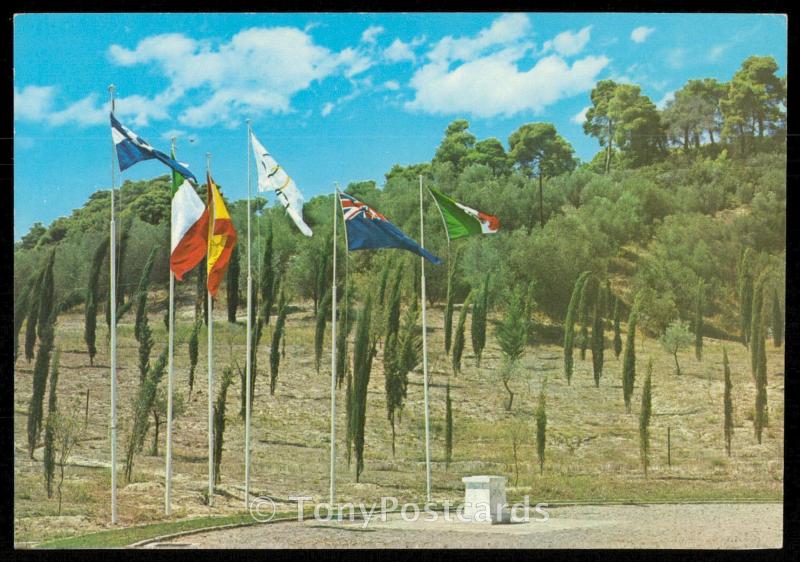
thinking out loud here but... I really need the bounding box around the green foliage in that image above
[124,347,167,483]
[578,276,592,361]
[259,223,276,325]
[269,289,287,395]
[612,297,623,358]
[771,287,783,347]
[336,286,353,389]
[622,310,637,413]
[445,382,453,470]
[133,247,157,342]
[660,319,693,376]
[384,299,420,457]
[213,366,234,484]
[753,284,769,444]
[590,282,606,387]
[37,251,57,336]
[84,236,107,366]
[443,246,460,354]
[563,272,590,384]
[496,289,527,410]
[471,273,490,367]
[314,288,332,374]
[149,386,185,457]
[535,386,547,475]
[663,78,725,151]
[749,284,764,378]
[433,119,477,172]
[639,359,653,477]
[385,265,404,342]
[50,410,80,515]
[196,263,208,325]
[188,321,200,395]
[451,292,473,376]
[43,349,60,498]
[226,243,241,323]
[508,122,576,178]
[694,282,704,361]
[377,260,391,306]
[723,347,733,456]
[351,295,376,482]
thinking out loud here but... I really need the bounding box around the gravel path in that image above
[149,503,782,549]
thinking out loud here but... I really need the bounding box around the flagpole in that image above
[245,120,253,508]
[419,175,432,503]
[206,152,215,506]
[329,183,339,506]
[108,84,118,525]
[165,137,177,516]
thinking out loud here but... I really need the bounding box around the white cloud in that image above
[384,38,417,63]
[571,106,590,124]
[543,26,592,57]
[321,102,335,117]
[383,80,400,91]
[630,26,655,43]
[707,44,728,62]
[665,47,686,69]
[656,90,675,110]
[361,25,384,44]
[14,85,55,121]
[426,13,532,63]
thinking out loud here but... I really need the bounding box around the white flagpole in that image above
[165,138,176,516]
[419,175,432,503]
[108,84,118,525]
[245,121,253,508]
[206,152,215,506]
[329,183,339,506]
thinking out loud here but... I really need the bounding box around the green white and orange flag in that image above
[428,186,500,240]
[170,148,208,280]
[206,173,238,297]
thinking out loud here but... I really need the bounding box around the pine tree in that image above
[270,289,287,395]
[351,295,376,482]
[563,272,590,384]
[639,359,653,477]
[43,348,60,498]
[443,247,459,354]
[613,297,622,358]
[622,311,638,413]
[451,292,473,375]
[723,347,733,456]
[535,386,547,475]
[188,320,200,396]
[694,281,704,361]
[471,273,490,367]
[445,381,453,470]
[226,243,240,323]
[771,287,783,347]
[578,276,592,361]
[590,283,605,387]
[314,288,332,374]
[84,236,107,366]
[124,348,168,483]
[213,366,234,484]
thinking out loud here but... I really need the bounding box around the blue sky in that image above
[14,12,787,240]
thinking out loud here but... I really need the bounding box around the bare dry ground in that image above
[151,503,783,549]
[14,299,784,545]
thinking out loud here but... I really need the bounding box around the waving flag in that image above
[250,131,312,237]
[110,113,197,183]
[428,186,500,240]
[206,174,238,297]
[339,192,441,265]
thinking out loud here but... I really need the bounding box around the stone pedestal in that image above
[462,475,509,524]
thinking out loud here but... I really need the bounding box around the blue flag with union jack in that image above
[339,192,442,265]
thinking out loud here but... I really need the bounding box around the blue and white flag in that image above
[339,192,442,265]
[110,113,197,183]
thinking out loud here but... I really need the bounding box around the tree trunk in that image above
[708,129,715,145]
[502,378,514,411]
[604,122,613,174]
[673,352,681,376]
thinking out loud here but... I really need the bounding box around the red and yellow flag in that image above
[206,173,237,297]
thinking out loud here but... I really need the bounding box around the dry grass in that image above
[14,301,783,545]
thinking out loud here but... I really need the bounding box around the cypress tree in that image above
[24,286,41,363]
[754,302,768,444]
[352,295,375,482]
[723,347,733,456]
[43,348,60,498]
[604,279,613,318]
[336,287,353,389]
[750,284,763,380]
[622,310,638,414]
[260,223,275,324]
[133,247,157,342]
[14,284,32,365]
[345,366,354,467]
[213,366,234,484]
[107,222,132,330]
[590,283,605,387]
[738,249,753,347]
[578,276,592,361]
[694,281,704,361]
[563,272,590,384]
[226,243,241,323]
[471,273,490,367]
[451,292,473,375]
[613,297,622,358]
[188,320,200,396]
[314,288,332,374]
[84,236,108,366]
[384,300,420,457]
[124,347,168,483]
[377,260,391,305]
[771,288,783,347]
[385,266,404,342]
[445,381,453,470]
[639,359,653,477]
[37,251,56,338]
[313,248,329,315]
[196,261,208,325]
[269,289,287,395]
[535,386,547,475]
[443,248,459,354]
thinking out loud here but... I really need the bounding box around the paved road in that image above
[148,503,782,549]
